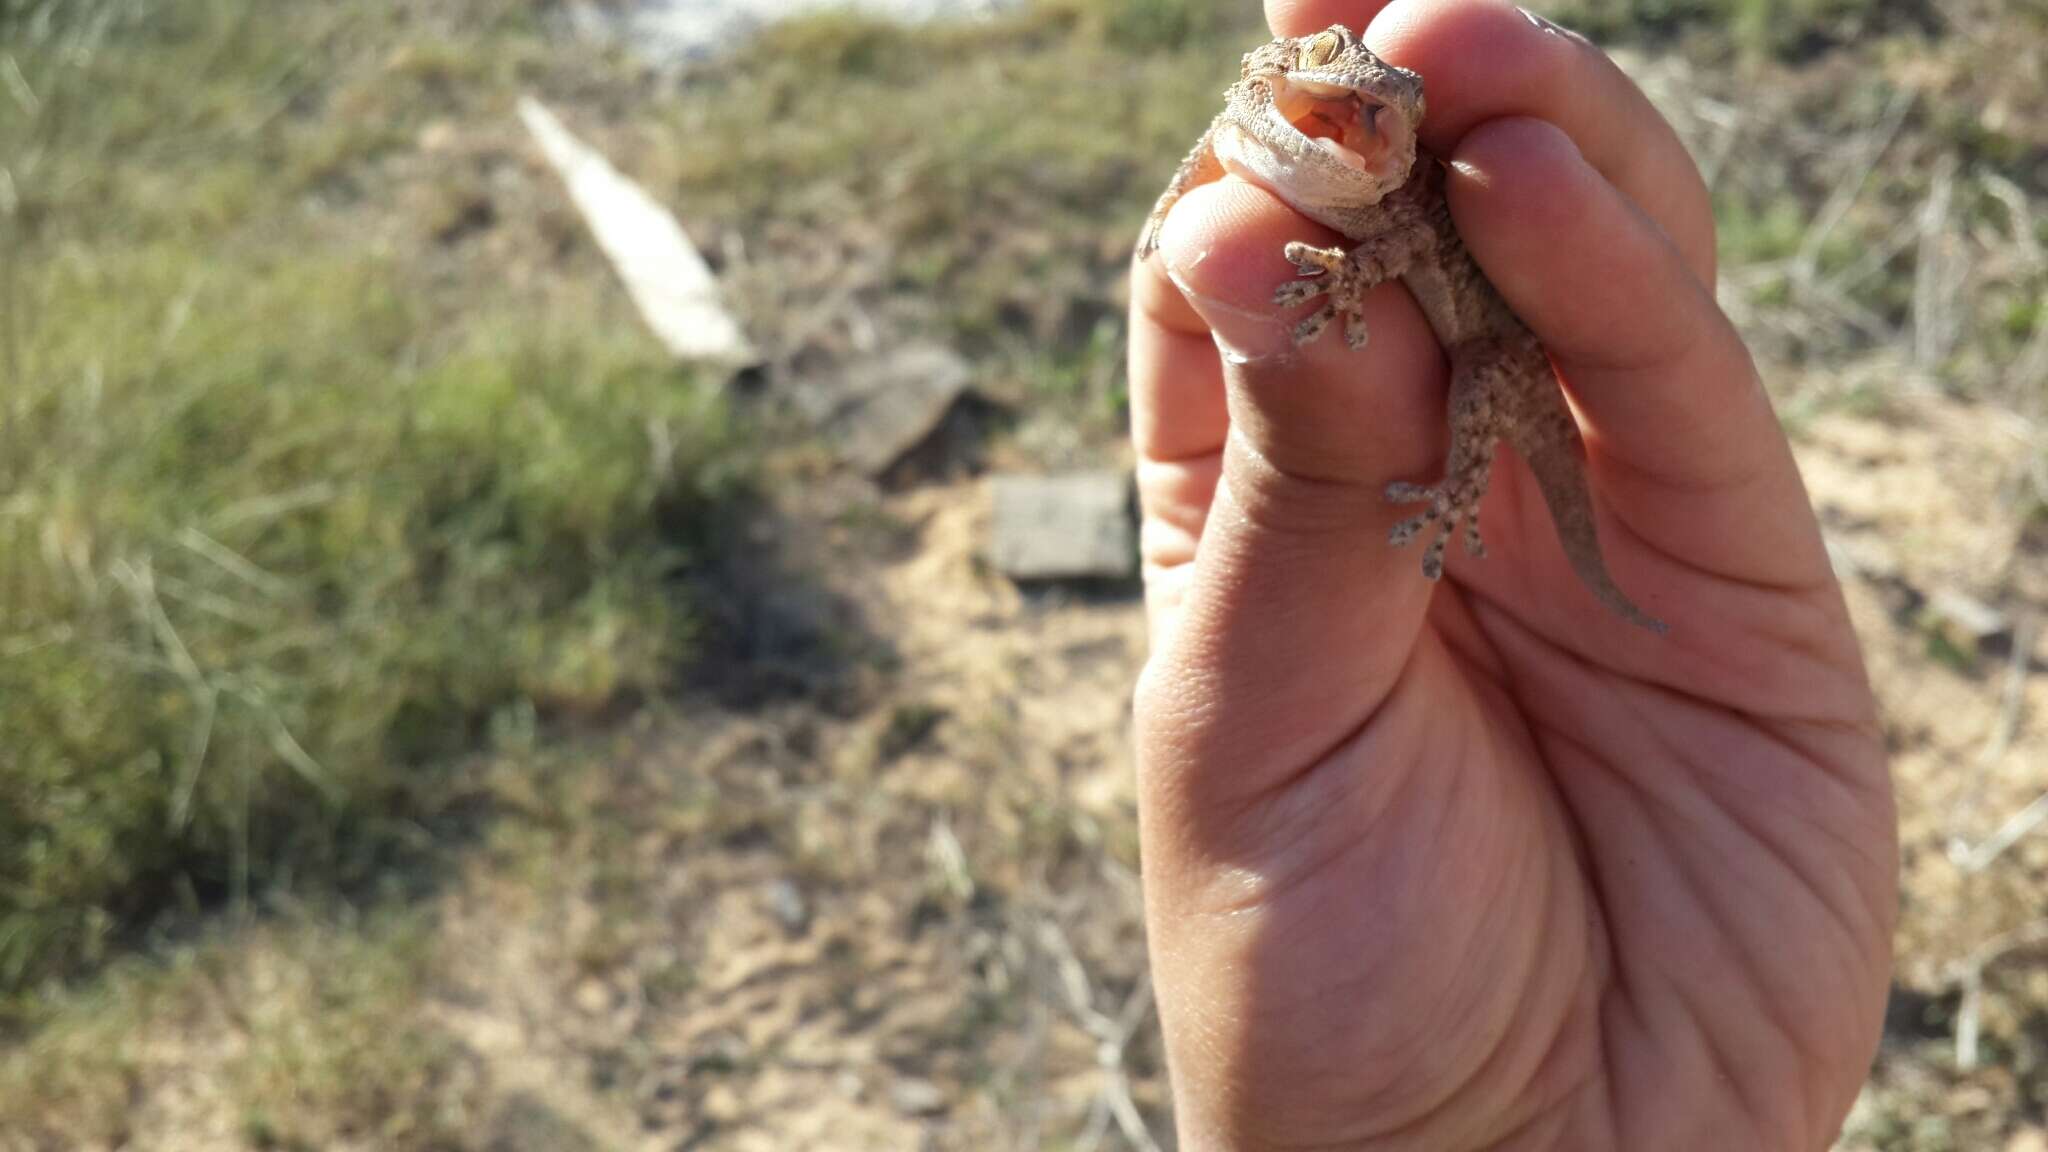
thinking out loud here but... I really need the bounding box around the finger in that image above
[1448,118,1828,588]
[1271,0,1715,283]
[1130,244,1229,467]
[1130,207,1231,635]
[1141,177,1452,777]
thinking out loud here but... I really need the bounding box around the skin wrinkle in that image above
[1618,769,1813,1148]
[1519,714,1770,1058]
[1498,594,1870,731]
[1187,652,1444,903]
[1494,652,1885,1004]
[1473,654,1634,1149]
[1383,696,1550,1133]
[1473,1032,1590,1152]
[1417,811,1572,1139]
[1140,520,1200,571]
[1137,460,1218,546]
[1663,714,1891,960]
[1331,741,1587,1151]
[1161,619,1394,786]
[1220,423,1405,536]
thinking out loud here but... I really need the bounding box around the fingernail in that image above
[1166,250,1306,368]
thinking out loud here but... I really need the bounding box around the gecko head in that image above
[1221,27,1425,206]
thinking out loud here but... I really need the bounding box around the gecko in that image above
[1137,25,1666,633]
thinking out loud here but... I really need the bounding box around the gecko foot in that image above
[1274,241,1380,350]
[1386,481,1487,579]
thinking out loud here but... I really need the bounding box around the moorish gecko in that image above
[1137,25,1666,633]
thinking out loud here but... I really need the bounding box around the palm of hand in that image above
[1141,577,1892,1149]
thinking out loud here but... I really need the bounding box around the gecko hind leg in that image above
[1386,351,1504,581]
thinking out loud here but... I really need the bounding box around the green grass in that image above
[0,0,748,1003]
[1538,0,1905,56]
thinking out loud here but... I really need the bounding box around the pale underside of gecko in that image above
[1138,25,1666,633]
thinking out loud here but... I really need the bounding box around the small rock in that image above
[487,1092,605,1152]
[988,472,1136,582]
[800,344,975,478]
[1924,588,2014,657]
[1823,531,1901,583]
[688,1032,749,1074]
[767,878,809,935]
[889,1076,947,1117]
[572,977,612,1016]
[418,120,460,154]
[2007,1127,2048,1152]
[701,1082,744,1124]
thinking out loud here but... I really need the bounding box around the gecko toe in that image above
[1283,242,1344,275]
[1293,304,1335,346]
[1420,530,1450,581]
[1344,309,1370,349]
[1385,482,1435,505]
[1273,279,1326,307]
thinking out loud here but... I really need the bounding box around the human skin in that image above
[1127,2,1898,1150]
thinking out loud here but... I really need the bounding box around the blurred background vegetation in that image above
[2,0,2046,1148]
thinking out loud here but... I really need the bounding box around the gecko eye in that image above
[1300,30,1344,68]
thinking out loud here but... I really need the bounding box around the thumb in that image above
[1143,178,1454,789]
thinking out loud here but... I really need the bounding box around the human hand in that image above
[1127,2,1897,1149]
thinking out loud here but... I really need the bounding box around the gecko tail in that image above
[1522,433,1669,635]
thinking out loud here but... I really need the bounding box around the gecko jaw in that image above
[1266,74,1411,184]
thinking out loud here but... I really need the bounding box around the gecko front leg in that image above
[1273,222,1433,349]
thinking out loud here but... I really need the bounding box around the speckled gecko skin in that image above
[1138,25,1666,633]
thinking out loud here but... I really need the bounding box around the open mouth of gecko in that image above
[1269,76,1411,182]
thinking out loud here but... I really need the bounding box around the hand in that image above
[1127,2,1897,1149]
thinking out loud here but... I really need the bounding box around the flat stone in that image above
[988,472,1136,582]
[802,344,975,478]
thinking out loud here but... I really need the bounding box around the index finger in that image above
[1267,0,1716,282]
